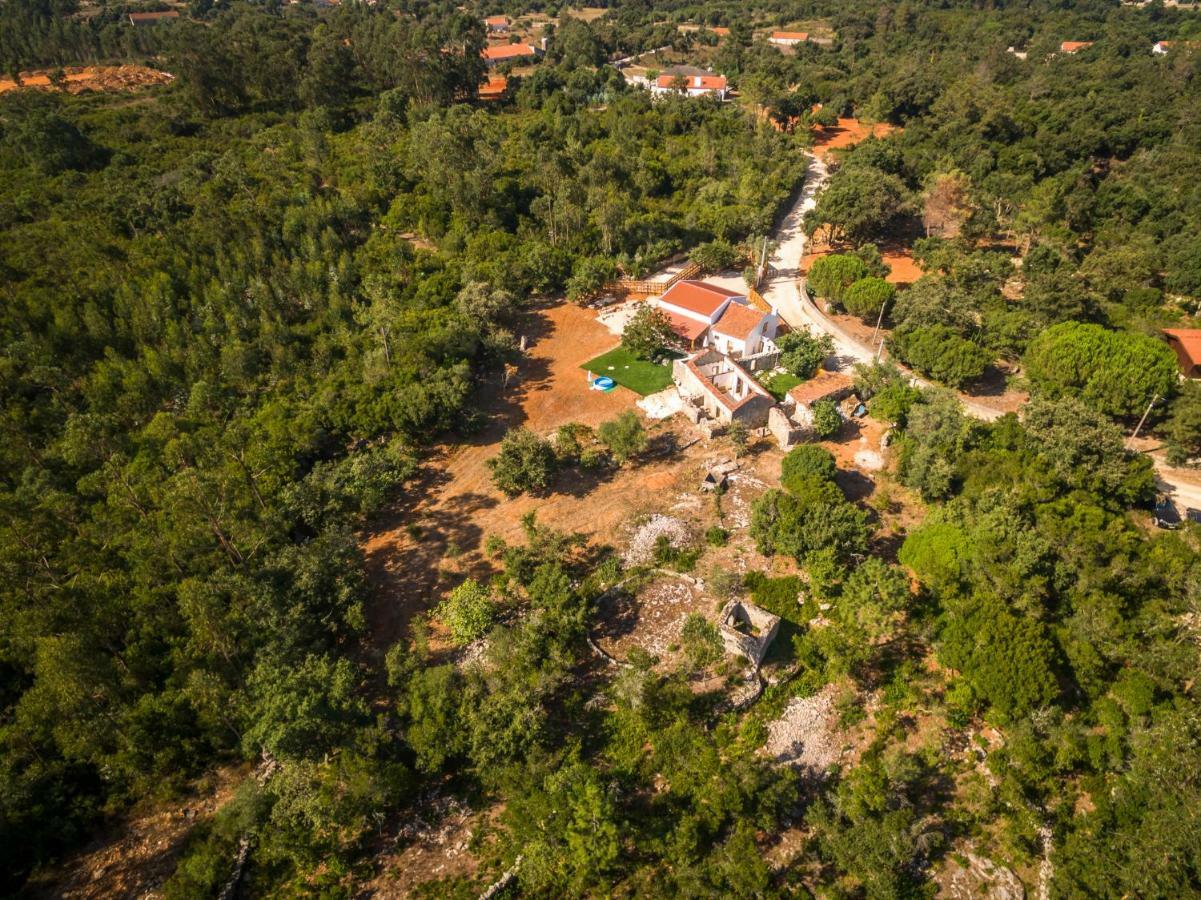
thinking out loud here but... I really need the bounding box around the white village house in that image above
[650,72,729,99]
[653,280,778,358]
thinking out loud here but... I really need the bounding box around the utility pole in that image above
[870,296,889,344]
[1130,393,1160,442]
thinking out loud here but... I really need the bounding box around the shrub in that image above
[622,304,676,360]
[810,399,842,438]
[841,276,896,320]
[597,410,647,464]
[781,445,837,492]
[680,613,723,669]
[808,254,869,303]
[435,578,494,645]
[489,428,558,496]
[705,526,729,546]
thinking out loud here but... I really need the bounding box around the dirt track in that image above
[0,66,172,95]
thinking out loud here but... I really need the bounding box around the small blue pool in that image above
[592,376,616,391]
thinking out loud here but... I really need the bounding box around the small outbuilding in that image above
[717,600,781,668]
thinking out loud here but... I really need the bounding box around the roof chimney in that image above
[694,75,702,87]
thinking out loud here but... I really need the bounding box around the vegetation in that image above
[489,429,558,497]
[776,327,835,378]
[621,304,676,360]
[597,410,647,464]
[3,0,1201,895]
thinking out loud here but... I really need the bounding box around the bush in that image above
[777,328,835,378]
[436,578,495,645]
[597,410,647,464]
[891,325,989,388]
[489,428,558,496]
[810,399,842,438]
[680,613,723,669]
[781,445,837,492]
[706,526,729,546]
[751,488,870,564]
[841,276,896,320]
[691,239,741,272]
[1023,321,1178,419]
[808,254,869,303]
[622,304,676,360]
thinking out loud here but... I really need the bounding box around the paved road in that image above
[763,152,1201,505]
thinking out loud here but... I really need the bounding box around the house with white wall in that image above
[769,31,808,46]
[651,73,728,99]
[654,280,778,358]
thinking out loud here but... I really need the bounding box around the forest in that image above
[1,0,1200,895]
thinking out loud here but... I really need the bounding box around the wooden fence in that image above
[606,262,702,299]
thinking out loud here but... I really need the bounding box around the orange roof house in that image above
[655,280,778,356]
[769,31,809,45]
[652,73,728,97]
[478,74,509,101]
[482,43,539,65]
[485,15,509,32]
[1164,329,1201,378]
[659,280,745,319]
[1060,41,1094,53]
[711,26,731,36]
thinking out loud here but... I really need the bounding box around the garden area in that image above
[581,345,681,396]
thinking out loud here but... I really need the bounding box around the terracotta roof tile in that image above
[483,43,537,61]
[712,302,766,341]
[655,73,727,91]
[659,280,744,318]
[788,370,854,405]
[663,310,710,342]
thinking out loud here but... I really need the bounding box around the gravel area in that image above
[638,387,684,420]
[624,514,692,566]
[763,685,842,773]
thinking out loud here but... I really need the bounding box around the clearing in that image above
[0,65,172,95]
[811,117,896,159]
[581,345,679,395]
[363,301,696,651]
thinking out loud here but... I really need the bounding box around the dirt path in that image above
[0,65,173,95]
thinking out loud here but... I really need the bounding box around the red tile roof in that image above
[655,73,727,91]
[712,302,766,341]
[1060,41,1094,53]
[712,27,730,36]
[663,310,710,342]
[483,43,537,61]
[659,280,743,318]
[478,74,508,100]
[1164,329,1201,372]
[485,15,508,25]
[788,370,854,405]
[771,31,809,41]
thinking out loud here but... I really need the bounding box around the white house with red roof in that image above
[769,31,809,46]
[653,279,778,358]
[484,15,509,33]
[651,72,729,99]
[483,43,540,66]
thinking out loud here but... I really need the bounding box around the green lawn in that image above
[759,371,803,401]
[581,346,680,396]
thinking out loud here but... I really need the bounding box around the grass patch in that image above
[759,371,803,401]
[582,345,679,396]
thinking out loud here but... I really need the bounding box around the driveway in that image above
[764,152,1200,494]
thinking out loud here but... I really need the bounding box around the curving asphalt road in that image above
[762,152,1201,509]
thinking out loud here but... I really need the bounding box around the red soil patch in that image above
[0,65,172,95]
[811,117,896,159]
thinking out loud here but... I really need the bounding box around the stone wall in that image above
[718,600,781,668]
